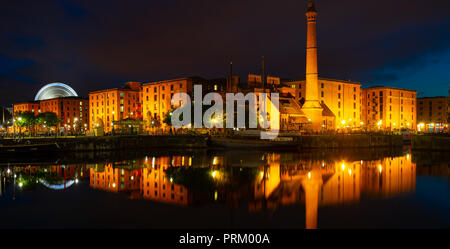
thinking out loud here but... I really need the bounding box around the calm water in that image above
[0,149,449,229]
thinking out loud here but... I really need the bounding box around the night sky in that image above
[1,0,449,106]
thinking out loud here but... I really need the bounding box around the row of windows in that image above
[91,92,139,100]
[146,92,182,102]
[419,105,444,110]
[145,83,184,93]
[337,111,358,119]
[418,112,444,117]
[367,96,415,105]
[370,91,415,98]
[143,191,183,201]
[418,100,445,105]
[92,99,133,107]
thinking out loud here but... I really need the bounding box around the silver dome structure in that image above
[34,82,78,101]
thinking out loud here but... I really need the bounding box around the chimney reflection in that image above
[254,153,415,229]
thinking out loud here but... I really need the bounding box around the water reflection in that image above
[0,150,447,228]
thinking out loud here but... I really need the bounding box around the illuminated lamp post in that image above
[341,120,346,133]
[377,120,382,131]
[64,124,68,137]
[74,118,79,136]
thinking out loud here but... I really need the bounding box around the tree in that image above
[163,110,175,127]
[37,112,60,136]
[15,111,37,136]
[147,111,161,130]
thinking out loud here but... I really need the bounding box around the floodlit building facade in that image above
[89,82,142,133]
[142,78,197,129]
[141,77,228,130]
[417,96,449,132]
[13,83,89,133]
[362,86,417,131]
[281,78,362,129]
[40,97,89,132]
[13,101,40,115]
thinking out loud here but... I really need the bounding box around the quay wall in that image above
[294,134,403,149]
[412,135,450,151]
[2,135,208,152]
[0,134,403,152]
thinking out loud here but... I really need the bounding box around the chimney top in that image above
[307,1,316,12]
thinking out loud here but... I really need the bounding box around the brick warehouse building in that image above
[362,86,417,131]
[89,81,142,133]
[417,96,449,132]
[13,83,89,134]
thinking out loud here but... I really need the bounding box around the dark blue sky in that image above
[1,0,449,105]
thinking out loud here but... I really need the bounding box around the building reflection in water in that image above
[252,153,415,229]
[1,152,416,229]
[87,152,417,229]
[140,155,190,204]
